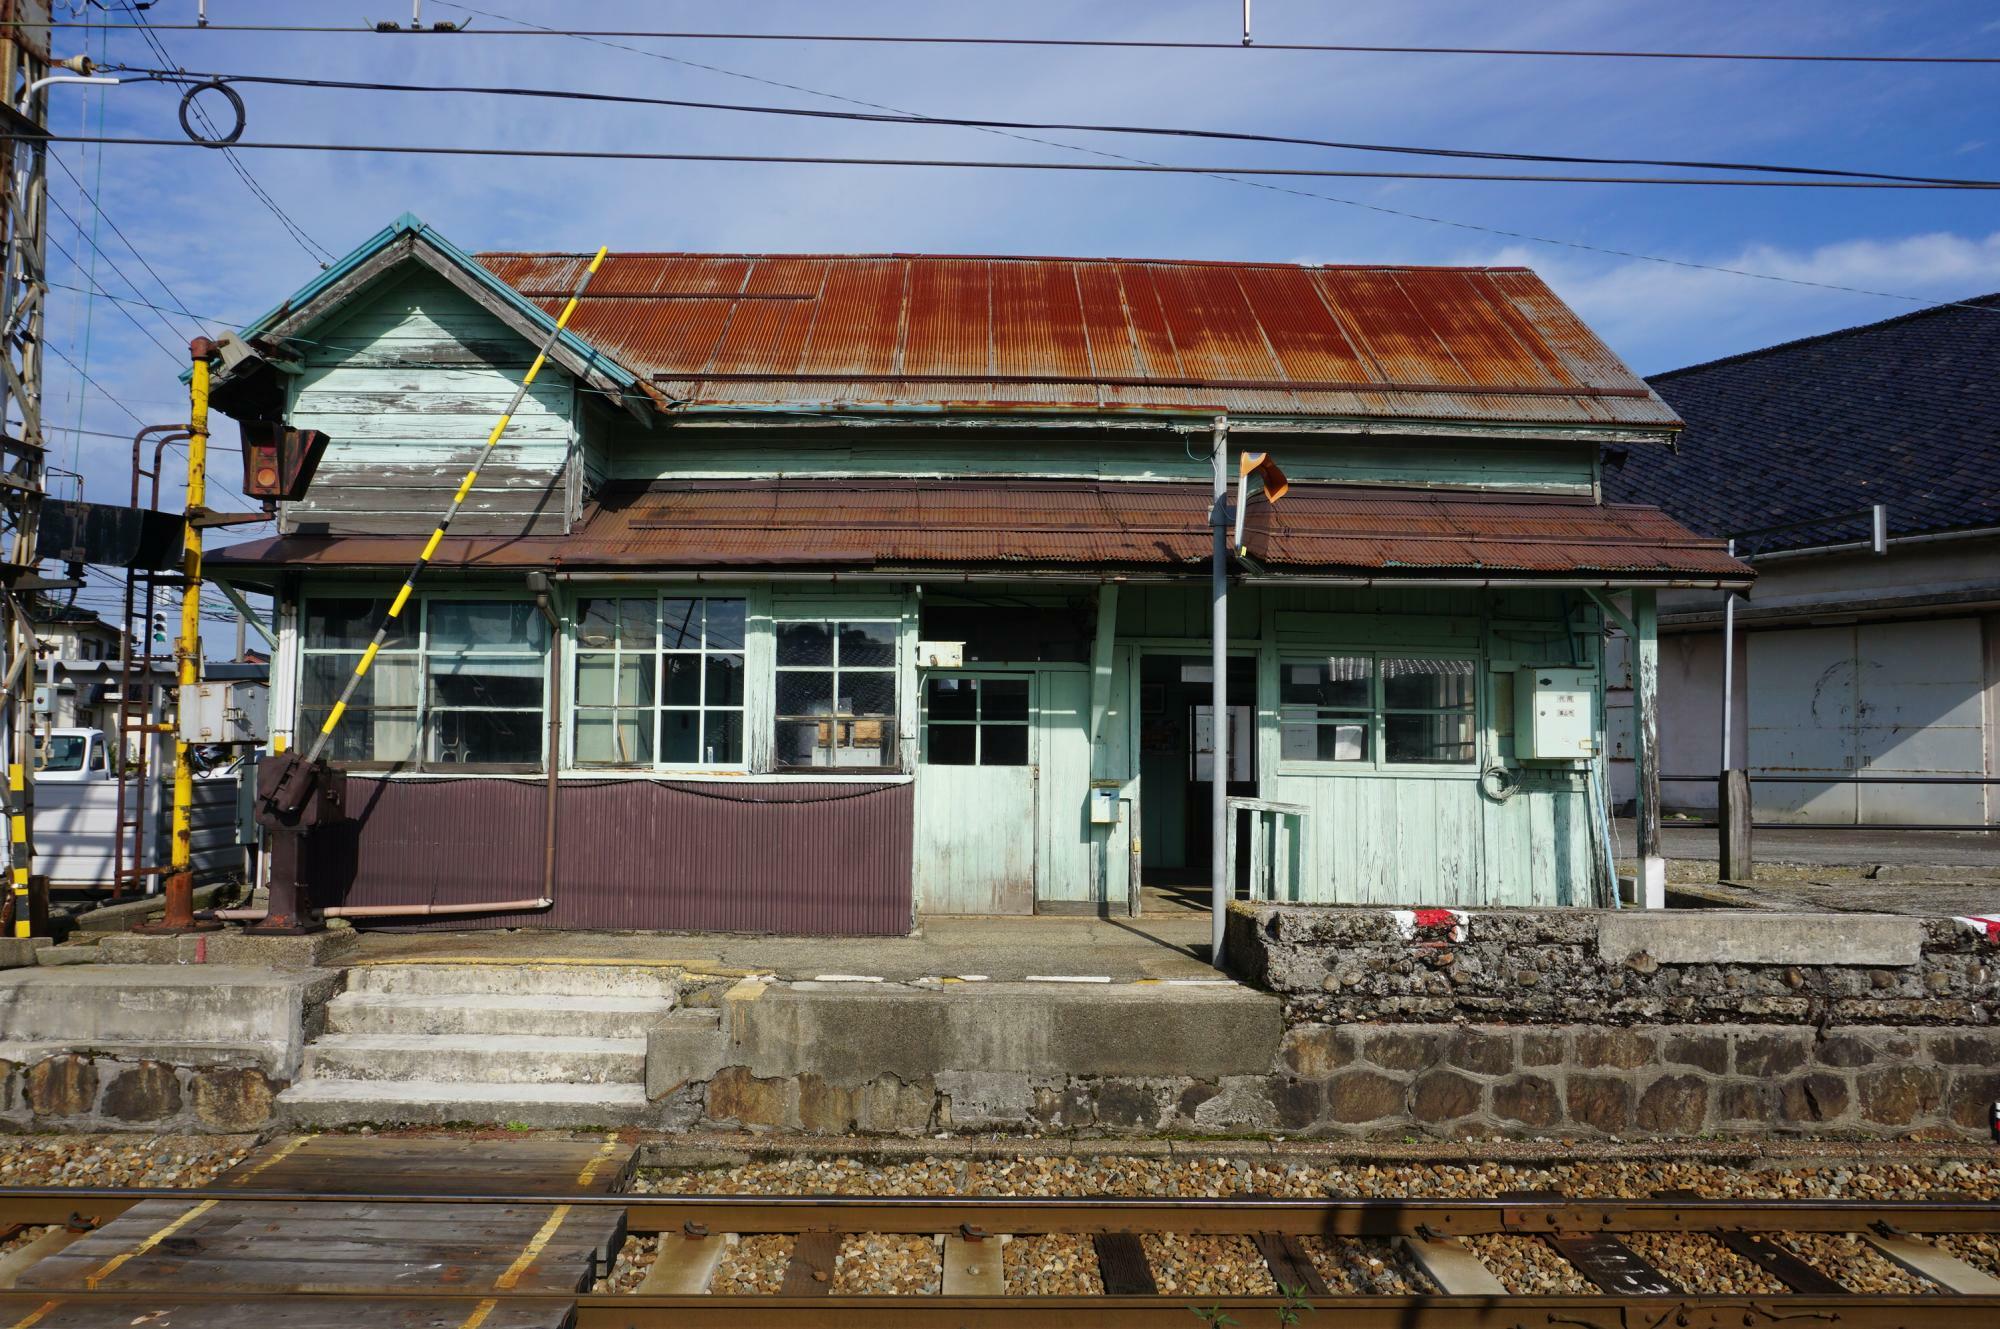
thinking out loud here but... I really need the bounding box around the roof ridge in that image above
[1651,290,2000,381]
[473,249,1533,275]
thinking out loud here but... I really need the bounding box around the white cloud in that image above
[1469,231,2000,371]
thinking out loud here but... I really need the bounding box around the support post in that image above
[1209,415,1229,966]
[1716,539,1752,881]
[1632,588,1664,908]
[143,338,220,933]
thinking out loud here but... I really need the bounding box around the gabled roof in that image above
[1607,293,2000,550]
[473,252,1680,433]
[209,479,1749,587]
[213,212,649,410]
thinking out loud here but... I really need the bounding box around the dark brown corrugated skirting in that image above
[304,777,914,935]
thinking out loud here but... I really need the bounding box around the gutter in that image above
[1744,523,2000,564]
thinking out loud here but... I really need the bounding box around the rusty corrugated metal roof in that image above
[213,480,1747,583]
[472,252,1680,431]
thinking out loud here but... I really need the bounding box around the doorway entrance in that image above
[1138,654,1257,898]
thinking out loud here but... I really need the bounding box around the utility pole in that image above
[0,1,53,939]
[1208,415,1229,967]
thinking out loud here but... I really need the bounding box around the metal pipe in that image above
[531,573,561,901]
[1720,537,1736,771]
[1208,414,1229,968]
[205,897,554,921]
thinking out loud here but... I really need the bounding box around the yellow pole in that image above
[159,337,216,931]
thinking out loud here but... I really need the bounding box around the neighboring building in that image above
[24,599,143,739]
[206,214,1744,933]
[1605,294,2000,826]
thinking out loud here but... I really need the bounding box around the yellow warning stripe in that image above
[421,527,445,560]
[455,1298,499,1329]
[319,700,347,734]
[574,1132,622,1189]
[5,1299,59,1329]
[354,641,381,676]
[228,1132,317,1186]
[84,1198,217,1288]
[495,1204,571,1290]
[388,584,413,618]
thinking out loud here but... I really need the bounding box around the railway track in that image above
[2,1187,1998,1326]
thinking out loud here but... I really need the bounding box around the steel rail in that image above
[0,1288,1994,1328]
[1,1187,1996,1235]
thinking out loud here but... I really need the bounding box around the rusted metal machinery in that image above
[0,1188,1996,1326]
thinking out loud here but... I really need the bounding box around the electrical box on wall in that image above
[917,640,964,668]
[1514,667,1595,761]
[1089,787,1118,825]
[180,682,269,745]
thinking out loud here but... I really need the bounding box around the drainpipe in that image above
[529,571,561,902]
[1209,414,1230,968]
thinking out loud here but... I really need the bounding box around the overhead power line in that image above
[28,19,2000,64]
[111,68,1995,187]
[13,136,1996,189]
[47,149,203,334]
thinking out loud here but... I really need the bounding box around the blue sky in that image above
[34,0,2000,611]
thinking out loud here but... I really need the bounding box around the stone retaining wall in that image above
[0,1052,285,1133]
[1226,904,1999,1140]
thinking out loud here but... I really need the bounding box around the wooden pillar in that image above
[1718,768,1753,882]
[1632,589,1665,908]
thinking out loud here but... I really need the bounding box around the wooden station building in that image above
[206,214,1749,933]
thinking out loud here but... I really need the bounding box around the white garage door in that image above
[1747,619,1987,825]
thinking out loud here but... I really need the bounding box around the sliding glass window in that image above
[572,596,747,768]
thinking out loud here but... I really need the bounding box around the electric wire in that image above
[118,2,336,265]
[44,188,199,350]
[45,231,183,365]
[16,135,1996,189]
[104,66,1996,188]
[422,3,2000,317]
[47,149,204,334]
[28,18,2000,64]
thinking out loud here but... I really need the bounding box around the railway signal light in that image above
[238,421,329,505]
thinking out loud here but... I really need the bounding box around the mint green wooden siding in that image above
[282,268,579,536]
[1034,669,1097,905]
[587,429,1596,496]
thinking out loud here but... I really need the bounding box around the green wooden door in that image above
[913,673,1037,914]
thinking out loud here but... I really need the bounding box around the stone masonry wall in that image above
[0,1052,285,1134]
[1224,904,1999,1141]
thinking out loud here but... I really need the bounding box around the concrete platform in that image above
[278,1077,652,1128]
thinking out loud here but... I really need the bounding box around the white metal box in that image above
[1513,667,1595,761]
[1089,787,1118,824]
[917,640,964,668]
[179,681,269,744]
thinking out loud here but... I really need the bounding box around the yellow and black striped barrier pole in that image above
[9,760,27,938]
[302,246,608,765]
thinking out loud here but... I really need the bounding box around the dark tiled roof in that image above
[210,479,1748,585]
[1604,293,2000,551]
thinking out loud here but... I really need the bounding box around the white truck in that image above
[29,726,248,892]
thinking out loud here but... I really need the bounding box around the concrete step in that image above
[342,962,680,1000]
[277,1078,652,1129]
[302,1033,647,1085]
[326,991,675,1039]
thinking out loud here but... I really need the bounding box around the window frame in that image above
[772,615,903,773]
[919,671,1034,768]
[567,593,750,772]
[1276,648,1481,775]
[297,589,550,773]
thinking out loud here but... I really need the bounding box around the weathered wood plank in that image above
[1397,1234,1507,1295]
[636,1233,728,1295]
[940,1235,1004,1296]
[1092,1232,1158,1296]
[778,1231,840,1296]
[1864,1232,2000,1294]
[1251,1232,1330,1297]
[1716,1230,1850,1294]
[1544,1232,1681,1296]
[0,1226,87,1289]
[0,1292,572,1328]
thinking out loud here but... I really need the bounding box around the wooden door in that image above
[913,673,1037,914]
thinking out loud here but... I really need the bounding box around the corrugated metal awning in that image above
[210,479,1750,587]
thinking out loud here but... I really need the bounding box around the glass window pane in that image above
[574,710,651,765]
[660,598,699,650]
[430,709,541,764]
[617,599,656,648]
[1384,657,1476,710]
[702,711,743,765]
[664,655,702,707]
[841,671,896,716]
[429,657,544,709]
[928,723,976,765]
[980,723,1028,766]
[775,717,830,767]
[926,676,978,722]
[574,654,619,706]
[776,671,833,715]
[982,678,1030,723]
[777,621,832,667]
[576,598,620,650]
[705,599,747,651]
[621,657,656,708]
[843,716,894,764]
[839,622,896,667]
[705,653,745,707]
[660,709,699,764]
[1281,714,1369,762]
[1385,711,1475,764]
[303,707,418,763]
[1281,657,1370,708]
[306,597,413,650]
[428,600,544,652]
